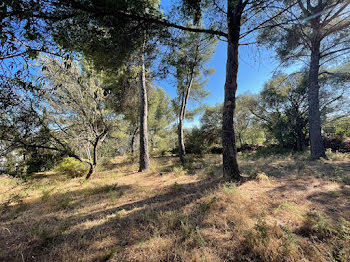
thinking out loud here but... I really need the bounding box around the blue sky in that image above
[155,39,280,127]
[157,0,282,102]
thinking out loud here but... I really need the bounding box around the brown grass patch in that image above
[0,154,349,261]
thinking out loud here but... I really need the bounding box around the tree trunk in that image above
[138,49,151,171]
[295,115,305,151]
[308,37,326,158]
[85,129,108,180]
[222,0,243,181]
[130,126,138,155]
[178,78,193,165]
[85,163,95,180]
[238,133,243,148]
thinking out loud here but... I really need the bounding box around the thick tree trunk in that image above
[308,38,326,159]
[138,50,151,171]
[222,0,242,181]
[130,127,138,155]
[178,78,193,165]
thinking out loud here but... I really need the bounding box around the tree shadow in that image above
[306,187,350,219]
[1,175,222,262]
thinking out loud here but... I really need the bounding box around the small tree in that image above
[168,26,216,164]
[40,56,116,179]
[148,86,175,155]
[200,104,223,149]
[250,71,350,150]
[234,96,256,147]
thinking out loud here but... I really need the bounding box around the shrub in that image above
[255,172,269,182]
[56,195,73,209]
[237,144,261,152]
[173,166,185,176]
[26,150,63,173]
[4,153,27,177]
[340,140,350,153]
[299,212,336,240]
[170,182,184,192]
[184,128,207,155]
[209,146,222,154]
[55,157,88,177]
[324,136,350,153]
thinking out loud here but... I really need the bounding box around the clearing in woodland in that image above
[1,152,350,262]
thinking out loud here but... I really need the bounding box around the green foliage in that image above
[200,103,222,147]
[204,166,217,177]
[56,195,73,210]
[258,1,350,68]
[25,148,63,174]
[255,172,269,182]
[148,86,175,155]
[4,153,27,177]
[172,166,185,176]
[170,182,184,192]
[328,117,350,138]
[184,127,207,154]
[54,0,165,73]
[55,157,88,178]
[300,212,336,240]
[254,216,269,242]
[250,73,309,150]
[198,197,216,213]
[103,246,121,261]
[39,56,116,177]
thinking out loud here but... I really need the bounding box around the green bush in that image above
[55,157,88,177]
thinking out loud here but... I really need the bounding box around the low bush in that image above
[54,157,88,177]
[209,146,222,154]
[237,144,261,152]
[324,136,350,153]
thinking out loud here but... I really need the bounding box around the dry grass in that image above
[0,153,350,261]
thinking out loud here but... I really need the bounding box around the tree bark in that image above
[178,78,193,165]
[222,0,243,181]
[295,114,305,151]
[138,48,151,171]
[130,126,138,155]
[308,36,326,158]
[85,163,95,180]
[85,130,106,180]
[238,133,243,148]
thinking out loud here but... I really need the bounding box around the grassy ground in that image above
[1,151,350,262]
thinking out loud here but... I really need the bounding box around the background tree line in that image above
[1,0,350,180]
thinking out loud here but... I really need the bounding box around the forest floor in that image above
[0,151,350,262]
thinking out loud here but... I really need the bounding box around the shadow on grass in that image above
[1,174,222,262]
[307,187,350,219]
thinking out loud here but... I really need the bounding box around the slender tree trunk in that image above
[138,48,151,171]
[85,129,107,180]
[85,138,98,180]
[295,115,305,151]
[222,0,243,181]
[308,37,326,158]
[238,133,243,148]
[178,78,193,165]
[85,163,95,180]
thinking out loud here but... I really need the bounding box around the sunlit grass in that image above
[0,153,349,261]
